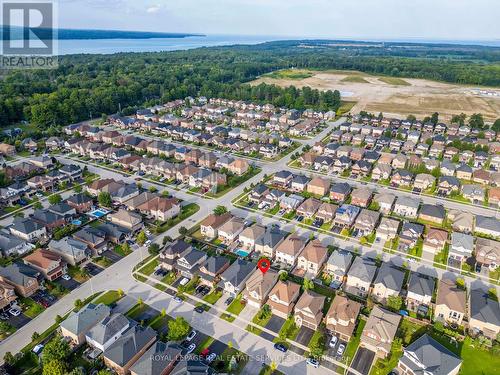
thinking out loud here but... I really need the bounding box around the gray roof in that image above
[255,228,287,248]
[470,289,500,326]
[111,184,139,199]
[475,215,500,234]
[60,303,110,336]
[0,262,39,286]
[203,256,230,275]
[419,204,445,220]
[48,237,89,258]
[66,193,93,205]
[104,325,156,366]
[86,313,130,346]
[73,227,106,245]
[48,202,75,215]
[32,209,63,225]
[395,196,420,209]
[10,218,44,234]
[327,250,353,274]
[171,355,212,375]
[0,231,26,253]
[348,257,377,282]
[373,264,404,292]
[408,273,435,297]
[130,341,182,375]
[219,259,255,288]
[400,334,462,375]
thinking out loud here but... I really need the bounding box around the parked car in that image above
[9,307,21,316]
[206,353,216,363]
[306,358,319,368]
[274,343,287,353]
[186,331,197,341]
[329,336,338,348]
[225,297,234,305]
[173,296,183,303]
[337,343,346,356]
[61,274,71,281]
[194,306,205,313]
[186,343,196,354]
[179,277,189,286]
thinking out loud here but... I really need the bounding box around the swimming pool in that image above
[234,248,250,257]
[90,208,109,218]
[71,219,82,226]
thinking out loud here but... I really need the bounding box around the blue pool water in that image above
[71,219,82,226]
[90,209,108,218]
[234,249,250,257]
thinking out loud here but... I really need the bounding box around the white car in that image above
[186,343,196,354]
[337,343,346,356]
[179,277,189,286]
[206,353,216,363]
[329,336,338,348]
[145,230,151,235]
[32,344,44,355]
[61,274,71,281]
[9,308,21,317]
[306,358,319,368]
[145,240,152,246]
[186,330,197,341]
[173,296,183,303]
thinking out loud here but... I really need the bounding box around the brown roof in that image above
[308,177,330,190]
[88,178,114,191]
[275,235,306,257]
[489,187,500,200]
[295,290,325,317]
[231,159,249,169]
[200,213,232,229]
[269,280,301,304]
[137,197,179,212]
[326,295,361,323]
[24,249,62,270]
[300,240,328,264]
[436,278,466,314]
[244,269,279,301]
[426,228,448,243]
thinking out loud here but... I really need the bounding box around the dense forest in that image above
[0,39,498,130]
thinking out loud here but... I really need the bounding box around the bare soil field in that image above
[252,70,500,121]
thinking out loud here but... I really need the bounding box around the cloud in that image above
[146,4,161,13]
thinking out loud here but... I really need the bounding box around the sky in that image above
[57,0,499,41]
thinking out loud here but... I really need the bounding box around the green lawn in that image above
[138,258,159,276]
[155,203,200,233]
[274,317,299,343]
[114,244,132,257]
[126,302,149,321]
[370,339,403,375]
[93,290,123,306]
[20,297,44,319]
[67,265,90,283]
[203,289,223,304]
[92,256,112,268]
[433,244,449,270]
[221,294,246,322]
[341,75,369,83]
[307,328,326,357]
[343,318,366,365]
[378,76,411,86]
[460,337,500,375]
[246,307,273,335]
[212,347,249,374]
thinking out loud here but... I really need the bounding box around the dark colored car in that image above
[194,306,205,313]
[274,343,287,352]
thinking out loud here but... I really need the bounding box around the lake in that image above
[55,34,285,55]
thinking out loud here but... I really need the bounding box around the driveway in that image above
[208,339,227,356]
[135,306,160,323]
[239,304,259,323]
[349,347,376,375]
[84,263,104,276]
[101,249,123,264]
[8,313,31,329]
[260,315,285,341]
[56,277,80,291]
[295,326,314,346]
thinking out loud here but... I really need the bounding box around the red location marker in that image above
[257,258,271,274]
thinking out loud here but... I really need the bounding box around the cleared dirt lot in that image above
[252,70,500,121]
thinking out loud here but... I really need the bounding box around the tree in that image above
[74,185,82,193]
[213,205,228,216]
[136,231,147,245]
[98,191,112,207]
[167,316,190,341]
[74,298,83,310]
[406,114,416,122]
[148,243,160,255]
[118,289,124,297]
[279,272,288,281]
[161,308,166,317]
[451,113,467,126]
[55,314,63,324]
[387,295,403,311]
[430,112,439,125]
[469,113,484,129]
[97,370,112,375]
[48,194,62,205]
[178,226,188,236]
[149,185,158,193]
[32,331,40,341]
[303,277,314,291]
[3,352,15,367]
[42,360,66,375]
[33,201,43,210]
[42,335,70,364]
[492,119,500,132]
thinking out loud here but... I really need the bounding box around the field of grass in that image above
[20,298,44,319]
[138,258,159,276]
[93,290,122,306]
[125,302,149,320]
[341,75,369,83]
[266,69,313,80]
[378,76,411,86]
[221,294,246,322]
[460,337,500,375]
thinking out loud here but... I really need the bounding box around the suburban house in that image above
[418,204,446,225]
[360,306,401,359]
[468,289,500,340]
[449,232,474,265]
[374,192,395,214]
[333,204,360,228]
[129,341,182,375]
[159,240,192,271]
[0,281,17,312]
[108,209,143,232]
[243,268,279,308]
[376,217,400,242]
[293,290,325,330]
[275,235,307,267]
[0,231,34,257]
[397,334,462,375]
[350,187,373,208]
[60,303,111,346]
[353,209,380,236]
[393,196,420,218]
[324,295,362,341]
[273,170,293,187]
[199,213,232,240]
[414,173,435,191]
[254,228,287,259]
[307,177,331,196]
[267,280,301,319]
[218,259,255,297]
[475,237,500,270]
[296,198,321,218]
[291,175,310,192]
[422,228,448,257]
[295,240,328,278]
[137,197,180,221]
[434,278,467,326]
[73,227,107,255]
[371,264,405,303]
[176,248,208,279]
[103,325,156,375]
[238,224,266,250]
[23,249,67,281]
[0,262,40,297]
[344,257,377,298]
[9,218,47,242]
[198,256,230,286]
[325,250,353,286]
[85,313,131,352]
[66,193,94,213]
[407,273,435,313]
[475,215,500,238]
[329,182,352,202]
[398,222,424,252]
[316,202,338,222]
